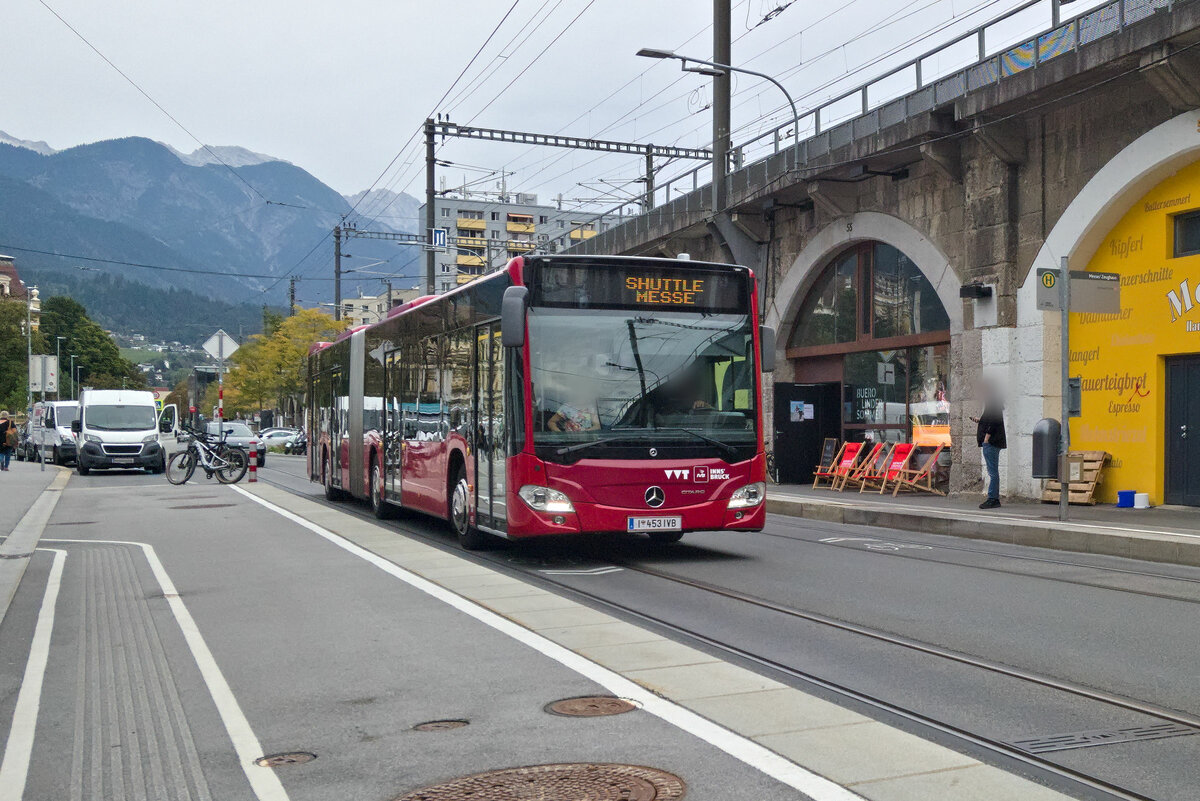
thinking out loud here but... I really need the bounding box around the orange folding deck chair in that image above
[811,440,847,489]
[860,442,914,494]
[837,442,887,492]
[891,444,946,496]
[815,441,863,490]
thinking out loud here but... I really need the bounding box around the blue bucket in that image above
[1116,490,1135,508]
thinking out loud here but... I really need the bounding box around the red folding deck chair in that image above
[859,442,914,494]
[891,444,946,496]
[838,442,887,492]
[814,441,863,490]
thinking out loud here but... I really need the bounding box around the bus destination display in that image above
[533,261,747,312]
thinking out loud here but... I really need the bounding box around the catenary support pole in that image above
[425,118,437,295]
[1060,255,1070,522]
[712,0,731,213]
[333,226,343,322]
[645,147,655,211]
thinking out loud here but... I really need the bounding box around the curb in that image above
[765,495,1200,567]
[0,468,71,628]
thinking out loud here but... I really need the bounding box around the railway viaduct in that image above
[568,0,1200,504]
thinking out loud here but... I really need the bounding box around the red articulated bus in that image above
[307,254,775,549]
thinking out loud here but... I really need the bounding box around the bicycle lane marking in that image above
[41,538,289,801]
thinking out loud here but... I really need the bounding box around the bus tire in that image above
[450,464,487,550]
[648,531,685,545]
[323,453,346,501]
[370,458,394,519]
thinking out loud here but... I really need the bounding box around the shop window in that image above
[788,251,858,347]
[872,244,950,337]
[1174,210,1200,257]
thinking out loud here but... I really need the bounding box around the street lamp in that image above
[636,48,801,173]
[55,336,66,400]
[70,355,77,400]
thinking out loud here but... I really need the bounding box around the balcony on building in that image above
[507,213,535,234]
[570,225,598,240]
[457,250,486,267]
[456,217,486,231]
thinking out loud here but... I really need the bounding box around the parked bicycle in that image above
[166,424,249,485]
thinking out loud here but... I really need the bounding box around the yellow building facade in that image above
[1072,160,1200,505]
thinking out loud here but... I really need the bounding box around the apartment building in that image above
[419,195,621,294]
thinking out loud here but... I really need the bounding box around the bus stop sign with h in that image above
[1036,262,1120,520]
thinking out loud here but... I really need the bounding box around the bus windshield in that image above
[528,307,757,460]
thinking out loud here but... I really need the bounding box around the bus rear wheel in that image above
[323,453,346,501]
[648,531,684,545]
[450,465,488,550]
[370,460,394,519]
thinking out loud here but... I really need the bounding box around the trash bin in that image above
[1116,490,1135,508]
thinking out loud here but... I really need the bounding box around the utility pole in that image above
[25,285,34,417]
[425,118,437,296]
[713,0,731,213]
[384,280,393,315]
[644,147,655,211]
[288,277,297,317]
[334,225,343,321]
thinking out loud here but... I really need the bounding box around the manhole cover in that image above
[169,503,236,510]
[546,696,638,717]
[413,719,469,731]
[255,751,316,767]
[394,763,685,800]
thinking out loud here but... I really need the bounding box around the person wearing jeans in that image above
[0,411,13,471]
[971,392,1006,509]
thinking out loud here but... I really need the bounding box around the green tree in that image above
[0,298,44,414]
[40,295,145,391]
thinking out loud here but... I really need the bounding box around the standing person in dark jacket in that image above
[0,411,14,471]
[970,384,1006,509]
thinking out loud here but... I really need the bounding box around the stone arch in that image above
[765,211,963,380]
[1007,109,1200,497]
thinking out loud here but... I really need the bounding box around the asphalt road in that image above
[0,463,804,801]
[255,455,1200,801]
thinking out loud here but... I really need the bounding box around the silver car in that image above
[206,421,267,467]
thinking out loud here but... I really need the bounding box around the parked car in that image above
[258,429,298,449]
[207,421,267,467]
[259,427,299,439]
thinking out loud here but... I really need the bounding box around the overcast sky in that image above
[4,0,1102,218]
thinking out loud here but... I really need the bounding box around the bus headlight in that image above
[518,485,575,514]
[727,482,765,509]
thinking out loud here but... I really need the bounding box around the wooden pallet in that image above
[1041,451,1109,505]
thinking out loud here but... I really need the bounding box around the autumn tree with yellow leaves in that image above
[216,308,346,422]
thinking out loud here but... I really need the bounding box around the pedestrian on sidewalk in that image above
[970,383,1006,509]
[0,411,15,471]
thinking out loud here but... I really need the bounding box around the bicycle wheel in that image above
[166,450,196,485]
[215,446,248,484]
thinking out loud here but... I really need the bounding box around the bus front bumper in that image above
[504,497,765,538]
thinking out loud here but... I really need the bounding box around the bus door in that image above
[474,324,507,531]
[402,337,442,510]
[330,368,347,487]
[384,350,403,500]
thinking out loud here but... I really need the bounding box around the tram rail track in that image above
[255,467,1186,801]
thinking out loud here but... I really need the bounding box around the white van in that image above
[31,400,80,465]
[72,389,177,475]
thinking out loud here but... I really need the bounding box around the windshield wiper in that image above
[555,436,618,456]
[650,427,740,458]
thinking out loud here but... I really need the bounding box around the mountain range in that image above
[0,131,421,341]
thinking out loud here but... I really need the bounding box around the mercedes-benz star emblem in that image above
[649,447,658,457]
[644,486,665,508]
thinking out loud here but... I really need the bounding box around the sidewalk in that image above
[767,484,1200,566]
[0,461,68,628]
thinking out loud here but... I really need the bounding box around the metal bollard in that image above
[248,440,257,483]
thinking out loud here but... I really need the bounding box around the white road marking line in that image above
[0,549,66,801]
[231,485,867,801]
[40,539,288,801]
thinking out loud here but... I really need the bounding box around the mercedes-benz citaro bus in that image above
[308,254,776,549]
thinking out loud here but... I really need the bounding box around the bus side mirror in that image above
[501,286,529,348]
[759,325,777,372]
[71,419,81,434]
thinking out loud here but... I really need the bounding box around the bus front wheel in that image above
[450,465,488,550]
[370,459,394,519]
